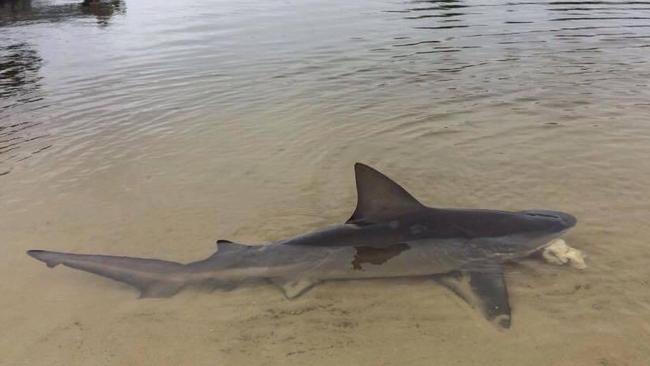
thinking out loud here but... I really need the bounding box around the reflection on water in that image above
[0,0,125,174]
[80,0,125,27]
[1,0,650,365]
[0,0,125,26]
[0,42,47,175]
[0,42,41,99]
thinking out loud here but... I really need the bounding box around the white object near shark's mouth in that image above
[542,239,587,269]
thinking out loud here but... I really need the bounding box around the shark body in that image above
[28,163,577,328]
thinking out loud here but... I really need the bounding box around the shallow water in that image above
[2,0,650,364]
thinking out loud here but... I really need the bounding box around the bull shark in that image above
[27,163,577,328]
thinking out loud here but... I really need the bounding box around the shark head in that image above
[505,209,577,254]
[518,209,577,232]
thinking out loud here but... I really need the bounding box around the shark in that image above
[27,163,577,328]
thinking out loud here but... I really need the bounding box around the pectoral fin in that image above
[435,268,512,329]
[469,269,511,329]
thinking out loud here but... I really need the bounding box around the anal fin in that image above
[271,278,320,299]
[138,280,185,298]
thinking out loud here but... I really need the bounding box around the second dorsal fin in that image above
[347,163,424,223]
[216,240,253,254]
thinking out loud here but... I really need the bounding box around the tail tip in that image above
[27,250,60,268]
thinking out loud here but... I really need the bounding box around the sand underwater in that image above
[2,0,650,365]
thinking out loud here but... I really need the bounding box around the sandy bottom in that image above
[2,0,650,362]
[2,149,650,365]
[2,260,649,366]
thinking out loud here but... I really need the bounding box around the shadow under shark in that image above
[28,163,577,329]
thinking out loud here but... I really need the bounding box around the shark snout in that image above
[558,212,577,228]
[521,210,577,230]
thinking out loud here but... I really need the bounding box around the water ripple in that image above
[0,0,649,179]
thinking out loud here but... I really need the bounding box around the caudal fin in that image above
[27,250,186,298]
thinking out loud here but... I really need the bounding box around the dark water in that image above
[1,1,650,365]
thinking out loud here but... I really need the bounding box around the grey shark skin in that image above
[28,163,577,329]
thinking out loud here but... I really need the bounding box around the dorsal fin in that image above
[347,163,424,223]
[216,240,253,254]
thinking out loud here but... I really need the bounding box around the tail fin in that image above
[27,250,186,298]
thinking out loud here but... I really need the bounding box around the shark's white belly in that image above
[272,240,465,281]
[189,234,546,284]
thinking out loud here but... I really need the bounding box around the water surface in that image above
[2,0,650,365]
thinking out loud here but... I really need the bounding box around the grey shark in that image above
[28,163,577,328]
